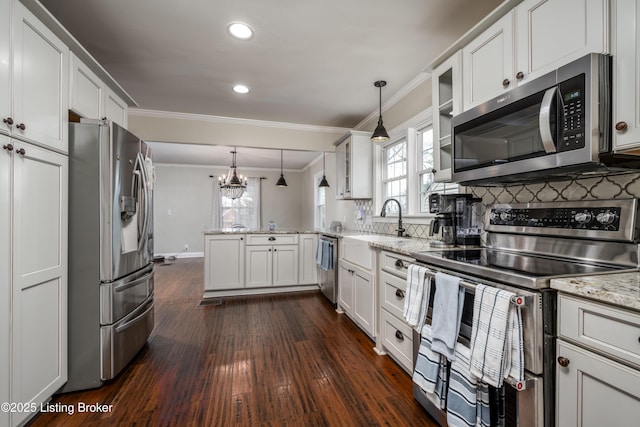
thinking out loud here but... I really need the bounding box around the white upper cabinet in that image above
[432,51,463,182]
[611,0,640,151]
[12,2,69,153]
[69,52,103,119]
[335,131,372,199]
[0,0,10,138]
[515,0,608,85]
[463,0,608,110]
[463,12,515,110]
[104,86,128,128]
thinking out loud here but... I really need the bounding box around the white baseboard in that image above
[156,251,204,259]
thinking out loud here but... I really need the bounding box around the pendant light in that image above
[218,148,247,199]
[318,152,329,188]
[318,152,330,188]
[276,150,288,187]
[371,80,390,143]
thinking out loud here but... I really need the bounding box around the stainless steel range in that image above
[410,199,640,427]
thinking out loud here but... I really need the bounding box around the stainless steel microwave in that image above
[451,53,640,185]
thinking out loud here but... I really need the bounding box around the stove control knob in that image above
[499,212,513,221]
[574,211,592,224]
[596,211,617,225]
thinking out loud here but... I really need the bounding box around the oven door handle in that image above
[539,87,558,154]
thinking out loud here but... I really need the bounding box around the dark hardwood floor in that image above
[28,258,437,426]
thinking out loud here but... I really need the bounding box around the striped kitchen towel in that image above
[446,344,476,427]
[469,284,524,387]
[430,272,464,361]
[413,324,448,410]
[404,264,431,329]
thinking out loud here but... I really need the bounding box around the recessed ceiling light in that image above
[233,84,250,94]
[227,22,254,40]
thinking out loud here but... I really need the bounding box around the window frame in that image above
[380,137,408,216]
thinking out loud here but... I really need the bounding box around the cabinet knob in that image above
[3,117,13,126]
[16,148,25,155]
[16,123,25,131]
[557,356,570,367]
[2,143,13,151]
[395,330,404,341]
[268,236,276,241]
[516,71,524,80]
[431,168,437,174]
[394,259,406,269]
[240,237,243,240]
[615,121,628,132]
[274,248,277,252]
[268,248,271,252]
[502,78,510,88]
[395,289,405,299]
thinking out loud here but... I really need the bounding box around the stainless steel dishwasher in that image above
[318,234,338,305]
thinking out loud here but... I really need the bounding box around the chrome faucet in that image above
[380,198,407,237]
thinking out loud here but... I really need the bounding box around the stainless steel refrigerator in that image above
[61,119,154,393]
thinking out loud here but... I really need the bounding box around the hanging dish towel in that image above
[413,324,448,410]
[469,284,524,387]
[404,264,431,330]
[446,343,491,427]
[431,272,465,361]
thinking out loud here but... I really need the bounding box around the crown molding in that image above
[129,108,350,134]
[354,71,431,131]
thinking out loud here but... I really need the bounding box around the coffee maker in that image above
[428,194,482,247]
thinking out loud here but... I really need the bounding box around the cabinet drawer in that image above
[381,270,407,320]
[380,308,413,373]
[381,251,414,279]
[559,294,640,369]
[246,234,298,245]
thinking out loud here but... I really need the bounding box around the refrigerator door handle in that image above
[136,153,151,252]
[114,269,153,293]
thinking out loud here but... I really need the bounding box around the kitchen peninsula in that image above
[203,230,319,298]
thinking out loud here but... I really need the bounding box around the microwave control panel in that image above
[559,74,586,152]
[489,206,621,230]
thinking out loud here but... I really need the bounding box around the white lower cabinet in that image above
[1,135,68,426]
[556,339,640,427]
[298,233,318,285]
[556,294,640,426]
[338,259,374,338]
[204,233,311,296]
[245,244,299,287]
[204,234,245,290]
[377,250,415,373]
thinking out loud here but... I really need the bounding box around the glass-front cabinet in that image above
[334,130,372,199]
[432,50,462,183]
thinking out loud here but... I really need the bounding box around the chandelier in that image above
[218,149,247,199]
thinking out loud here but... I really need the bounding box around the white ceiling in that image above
[40,0,503,168]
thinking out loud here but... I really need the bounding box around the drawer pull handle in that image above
[395,289,405,299]
[394,259,407,269]
[395,330,404,341]
[268,236,276,241]
[557,356,570,367]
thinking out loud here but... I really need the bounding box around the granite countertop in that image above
[204,229,317,235]
[551,272,640,312]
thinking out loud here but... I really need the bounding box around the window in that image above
[315,173,326,229]
[417,124,457,213]
[219,177,261,229]
[382,139,407,214]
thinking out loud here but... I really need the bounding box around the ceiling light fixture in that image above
[227,22,254,40]
[318,152,330,188]
[233,84,250,94]
[276,150,288,187]
[218,148,247,199]
[371,80,390,143]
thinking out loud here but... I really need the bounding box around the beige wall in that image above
[359,77,432,133]
[128,111,344,152]
[154,164,305,255]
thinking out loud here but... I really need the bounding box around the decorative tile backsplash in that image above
[353,172,640,238]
